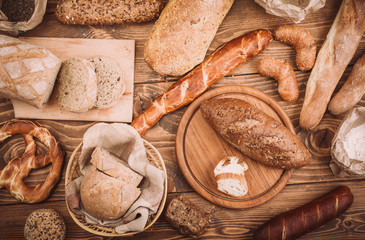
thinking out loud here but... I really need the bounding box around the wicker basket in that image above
[65,140,167,237]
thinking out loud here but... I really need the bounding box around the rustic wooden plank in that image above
[0,181,364,239]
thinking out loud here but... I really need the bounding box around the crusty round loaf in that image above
[56,57,97,112]
[80,165,141,220]
[89,56,125,109]
[24,208,66,240]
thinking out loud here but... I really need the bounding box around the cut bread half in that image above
[89,56,125,109]
[214,156,249,197]
[56,57,97,112]
[90,147,143,186]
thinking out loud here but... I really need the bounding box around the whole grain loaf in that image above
[56,58,97,112]
[55,0,165,25]
[201,98,312,169]
[89,56,125,109]
[165,194,212,237]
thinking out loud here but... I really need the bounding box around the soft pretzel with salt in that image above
[0,120,64,203]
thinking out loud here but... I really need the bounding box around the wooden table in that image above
[1,0,364,239]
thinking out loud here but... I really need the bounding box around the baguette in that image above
[300,0,365,130]
[144,0,234,76]
[132,29,273,135]
[328,53,365,115]
[253,186,354,240]
[200,98,311,169]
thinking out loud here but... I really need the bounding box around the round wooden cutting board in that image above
[176,85,294,209]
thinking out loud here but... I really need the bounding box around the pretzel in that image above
[0,120,64,203]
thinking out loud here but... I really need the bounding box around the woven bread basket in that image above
[65,140,167,237]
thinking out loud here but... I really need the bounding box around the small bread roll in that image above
[214,156,249,197]
[24,209,66,240]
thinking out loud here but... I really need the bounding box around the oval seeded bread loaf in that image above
[55,0,165,25]
[144,0,234,76]
[201,98,312,169]
[56,58,97,112]
[0,35,61,108]
[89,56,125,109]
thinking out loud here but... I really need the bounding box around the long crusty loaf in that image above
[201,98,311,169]
[132,30,273,135]
[0,35,61,108]
[328,53,365,115]
[144,0,234,76]
[300,0,365,130]
[55,0,165,25]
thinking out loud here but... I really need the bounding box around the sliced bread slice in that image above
[214,156,249,197]
[56,57,97,112]
[89,56,125,109]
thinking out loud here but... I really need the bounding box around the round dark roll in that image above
[24,209,66,240]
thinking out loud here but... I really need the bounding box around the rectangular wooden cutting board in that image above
[12,37,135,122]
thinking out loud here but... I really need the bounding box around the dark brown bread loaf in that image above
[55,0,165,25]
[165,195,212,237]
[201,98,311,169]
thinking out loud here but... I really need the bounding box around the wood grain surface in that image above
[0,0,365,239]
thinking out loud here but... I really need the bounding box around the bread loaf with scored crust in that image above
[0,35,61,108]
[144,0,234,76]
[201,98,311,169]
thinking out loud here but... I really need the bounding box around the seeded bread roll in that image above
[0,35,61,108]
[55,0,165,25]
[24,209,66,240]
[56,58,97,112]
[144,0,234,76]
[201,98,312,169]
[89,56,125,109]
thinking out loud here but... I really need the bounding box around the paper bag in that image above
[255,0,326,23]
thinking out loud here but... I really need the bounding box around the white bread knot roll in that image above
[214,156,249,197]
